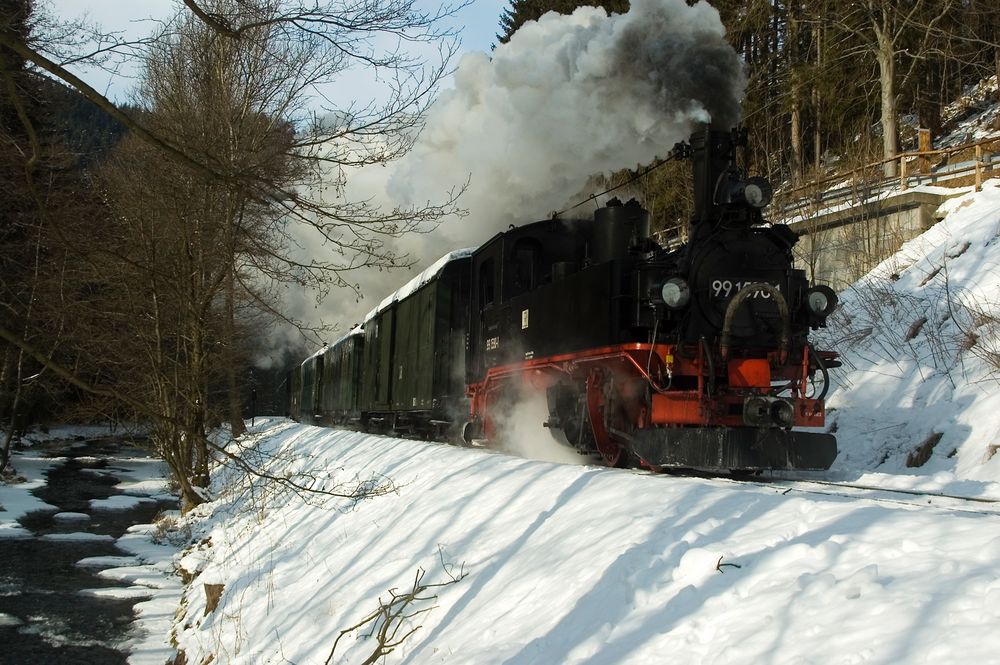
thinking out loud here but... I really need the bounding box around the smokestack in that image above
[689,125,743,231]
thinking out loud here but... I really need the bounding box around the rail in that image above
[771,135,1000,223]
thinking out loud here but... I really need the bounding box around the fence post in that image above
[918,129,931,174]
[976,144,983,192]
[900,154,907,190]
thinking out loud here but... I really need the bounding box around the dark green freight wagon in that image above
[360,252,472,438]
[362,306,396,414]
[299,352,324,423]
[319,329,364,425]
[287,364,303,421]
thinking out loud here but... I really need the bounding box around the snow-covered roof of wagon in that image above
[304,344,326,363]
[362,248,475,324]
[302,325,364,366]
[329,325,364,350]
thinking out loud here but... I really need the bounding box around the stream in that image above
[0,439,177,665]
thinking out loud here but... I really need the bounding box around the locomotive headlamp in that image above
[743,177,773,208]
[661,278,691,309]
[771,399,796,429]
[804,285,838,317]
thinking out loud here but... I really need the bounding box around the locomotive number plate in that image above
[711,280,779,299]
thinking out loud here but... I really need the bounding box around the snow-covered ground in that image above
[6,183,1000,664]
[935,75,999,148]
[164,419,1000,665]
[818,178,1000,485]
[158,179,1000,665]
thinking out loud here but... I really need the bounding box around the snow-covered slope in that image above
[168,419,1000,665]
[819,178,1000,485]
[934,75,999,148]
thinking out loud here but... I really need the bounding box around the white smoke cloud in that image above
[313,0,745,331]
[493,389,589,465]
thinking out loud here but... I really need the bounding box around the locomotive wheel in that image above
[585,369,637,468]
[546,384,595,453]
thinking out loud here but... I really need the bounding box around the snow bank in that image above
[819,178,1000,483]
[0,450,59,538]
[169,420,1000,665]
[162,180,1000,665]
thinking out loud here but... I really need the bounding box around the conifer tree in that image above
[498,0,628,44]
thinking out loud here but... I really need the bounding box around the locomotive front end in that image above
[629,126,839,470]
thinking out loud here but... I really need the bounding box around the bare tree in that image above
[0,0,121,473]
[827,0,954,177]
[0,0,464,500]
[0,0,466,313]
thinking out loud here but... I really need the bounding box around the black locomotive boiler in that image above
[288,126,840,471]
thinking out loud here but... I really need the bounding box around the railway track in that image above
[379,428,1000,515]
[715,474,1000,516]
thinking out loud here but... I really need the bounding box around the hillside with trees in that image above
[500,0,1000,233]
[497,0,629,42]
[0,0,463,510]
[0,0,124,476]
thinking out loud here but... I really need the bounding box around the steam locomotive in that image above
[288,126,839,471]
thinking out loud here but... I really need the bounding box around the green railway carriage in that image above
[361,306,396,414]
[287,364,303,421]
[319,329,365,424]
[360,252,472,437]
[286,250,473,436]
[299,351,324,423]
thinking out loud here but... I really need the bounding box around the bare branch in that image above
[325,555,467,665]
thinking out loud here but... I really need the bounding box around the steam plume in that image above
[325,0,746,329]
[494,389,589,465]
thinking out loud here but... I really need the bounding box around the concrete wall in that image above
[787,190,963,290]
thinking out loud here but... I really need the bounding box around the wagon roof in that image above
[361,248,475,324]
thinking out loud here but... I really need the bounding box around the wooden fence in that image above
[772,135,1000,223]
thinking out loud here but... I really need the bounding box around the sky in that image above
[43,0,504,102]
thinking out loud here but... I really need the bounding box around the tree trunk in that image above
[788,2,803,186]
[157,429,207,514]
[875,30,899,178]
[790,98,802,186]
[190,321,210,490]
[812,16,824,173]
[225,269,246,438]
[178,466,207,513]
[0,345,27,475]
[0,346,14,474]
[813,86,822,172]
[191,425,210,490]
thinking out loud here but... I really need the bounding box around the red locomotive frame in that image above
[468,341,833,469]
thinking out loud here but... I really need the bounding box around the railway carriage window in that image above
[480,258,495,308]
[511,239,542,295]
